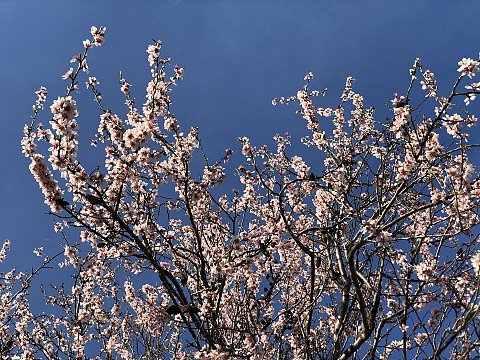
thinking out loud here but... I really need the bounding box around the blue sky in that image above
[1,0,480,278]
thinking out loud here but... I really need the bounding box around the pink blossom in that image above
[90,26,106,46]
[61,67,73,80]
[458,57,479,78]
[472,252,480,275]
[86,76,99,88]
[146,41,161,66]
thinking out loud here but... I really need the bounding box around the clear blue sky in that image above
[1,0,479,275]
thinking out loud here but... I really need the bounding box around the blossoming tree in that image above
[9,26,480,358]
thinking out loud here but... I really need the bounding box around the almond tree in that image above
[10,26,480,358]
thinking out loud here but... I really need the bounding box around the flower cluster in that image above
[28,153,63,212]
[90,26,106,46]
[458,57,479,78]
[146,40,161,66]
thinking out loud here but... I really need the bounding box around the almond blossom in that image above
[458,57,480,78]
[12,26,480,359]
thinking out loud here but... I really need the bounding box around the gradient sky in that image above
[1,0,480,285]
